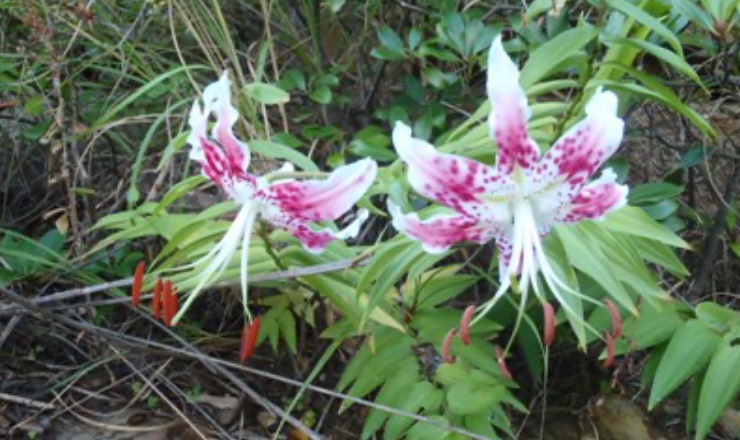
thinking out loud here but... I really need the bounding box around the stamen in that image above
[131,261,145,308]
[495,345,512,380]
[603,332,616,368]
[239,317,261,363]
[459,306,475,345]
[543,301,556,348]
[442,328,457,363]
[604,299,622,339]
[163,279,173,326]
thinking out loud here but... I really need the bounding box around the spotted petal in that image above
[487,36,540,174]
[203,72,250,172]
[393,122,513,224]
[531,88,624,212]
[187,74,256,201]
[555,169,628,224]
[263,158,377,222]
[388,202,497,254]
[261,207,368,254]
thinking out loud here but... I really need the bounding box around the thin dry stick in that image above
[0,285,325,440]
[0,285,498,440]
[5,256,369,308]
[112,348,210,440]
[0,392,55,410]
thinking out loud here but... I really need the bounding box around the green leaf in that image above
[405,415,451,440]
[696,302,740,331]
[643,200,679,220]
[556,226,636,314]
[242,82,290,105]
[309,84,332,104]
[385,381,441,440]
[361,357,420,439]
[629,182,684,205]
[602,207,689,249]
[608,37,704,88]
[249,140,318,172]
[606,0,683,55]
[377,26,405,58]
[447,382,506,415]
[696,343,740,439]
[519,24,598,89]
[278,310,297,353]
[90,65,205,132]
[343,334,415,407]
[674,0,716,31]
[589,64,715,137]
[627,236,689,277]
[649,320,720,409]
[627,302,683,349]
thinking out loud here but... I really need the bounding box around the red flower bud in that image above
[542,301,556,348]
[240,317,261,363]
[459,306,476,346]
[442,328,457,364]
[131,261,145,308]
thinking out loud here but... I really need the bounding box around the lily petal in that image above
[260,212,345,254]
[532,88,624,210]
[264,159,377,222]
[393,122,513,223]
[203,72,250,172]
[388,202,496,254]
[487,36,540,174]
[188,74,256,200]
[555,169,628,223]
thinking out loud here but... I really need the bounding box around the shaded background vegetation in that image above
[1,0,740,439]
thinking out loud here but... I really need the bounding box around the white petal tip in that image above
[586,88,619,117]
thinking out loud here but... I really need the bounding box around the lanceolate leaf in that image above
[519,24,598,89]
[606,0,683,55]
[649,320,720,409]
[695,342,740,439]
[602,207,690,249]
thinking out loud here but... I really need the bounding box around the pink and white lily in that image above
[389,37,627,323]
[176,73,377,323]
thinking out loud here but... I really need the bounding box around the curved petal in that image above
[388,202,497,254]
[487,36,540,174]
[530,88,624,209]
[393,122,514,223]
[203,72,250,172]
[262,159,377,222]
[555,169,628,224]
[187,74,256,199]
[261,207,368,254]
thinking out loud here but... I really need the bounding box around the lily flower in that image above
[389,36,627,325]
[174,73,377,323]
